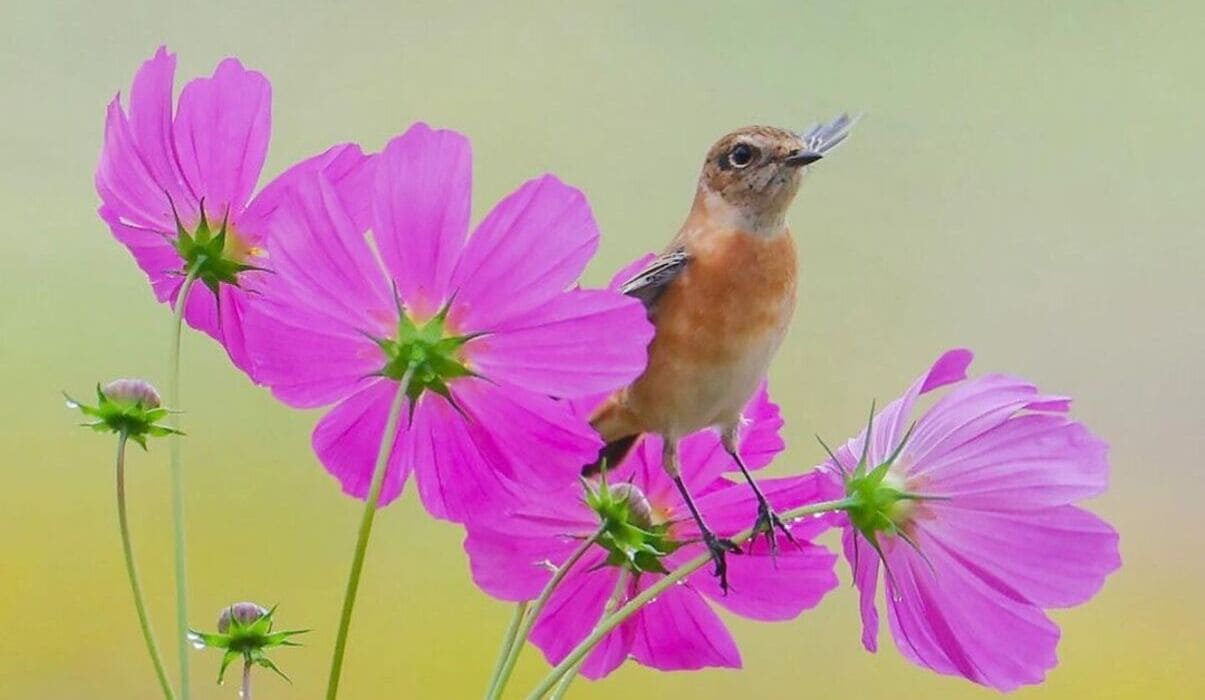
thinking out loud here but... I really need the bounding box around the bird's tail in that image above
[583,394,641,476]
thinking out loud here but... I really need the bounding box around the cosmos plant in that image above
[74,47,1119,699]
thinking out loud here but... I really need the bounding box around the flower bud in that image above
[217,602,268,633]
[607,482,654,530]
[101,378,162,408]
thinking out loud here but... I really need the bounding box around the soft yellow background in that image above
[2,1,1200,698]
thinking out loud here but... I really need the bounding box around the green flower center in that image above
[586,481,680,574]
[169,199,264,295]
[845,467,917,539]
[371,303,477,402]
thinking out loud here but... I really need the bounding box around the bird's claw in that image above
[749,498,799,559]
[702,531,741,595]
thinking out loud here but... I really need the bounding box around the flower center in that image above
[373,305,477,402]
[169,200,264,295]
[585,481,681,574]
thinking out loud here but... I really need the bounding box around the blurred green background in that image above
[2,1,1200,697]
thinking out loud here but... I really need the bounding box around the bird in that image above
[585,114,858,592]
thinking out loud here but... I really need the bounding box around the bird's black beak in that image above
[783,150,823,167]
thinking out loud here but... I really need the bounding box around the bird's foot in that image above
[702,531,742,595]
[749,498,799,559]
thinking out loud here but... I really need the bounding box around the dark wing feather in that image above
[619,248,689,311]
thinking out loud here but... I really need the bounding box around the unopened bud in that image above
[608,482,654,529]
[217,602,268,633]
[101,378,162,408]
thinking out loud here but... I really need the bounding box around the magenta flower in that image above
[96,46,371,373]
[819,349,1120,691]
[242,122,652,520]
[465,387,838,678]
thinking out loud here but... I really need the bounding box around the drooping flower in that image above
[242,122,652,520]
[818,349,1121,691]
[464,387,839,679]
[95,46,372,373]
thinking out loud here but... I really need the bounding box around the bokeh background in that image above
[3,1,1201,697]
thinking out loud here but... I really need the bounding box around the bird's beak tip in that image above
[784,151,824,167]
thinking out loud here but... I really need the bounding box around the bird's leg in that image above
[664,439,740,594]
[722,427,798,558]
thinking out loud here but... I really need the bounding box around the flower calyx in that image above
[187,603,307,685]
[65,379,180,448]
[585,478,680,574]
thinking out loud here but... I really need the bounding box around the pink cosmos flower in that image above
[818,349,1120,691]
[464,387,839,678]
[96,46,372,373]
[242,122,652,521]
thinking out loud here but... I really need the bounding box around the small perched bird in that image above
[586,115,858,591]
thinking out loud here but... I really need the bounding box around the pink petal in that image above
[98,205,182,303]
[919,414,1109,508]
[450,175,599,329]
[240,143,374,244]
[97,97,183,234]
[919,505,1120,608]
[311,379,415,507]
[470,289,652,397]
[530,561,617,665]
[690,539,837,621]
[845,527,882,652]
[906,373,1070,471]
[883,530,1061,692]
[629,580,741,672]
[126,46,193,210]
[410,393,523,522]
[580,608,639,680]
[450,379,601,490]
[462,518,580,602]
[372,123,471,317]
[173,57,271,218]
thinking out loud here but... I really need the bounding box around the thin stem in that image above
[115,431,177,700]
[167,263,202,700]
[241,659,252,700]
[524,497,858,699]
[549,570,630,700]
[325,367,415,700]
[484,602,529,699]
[487,526,606,700]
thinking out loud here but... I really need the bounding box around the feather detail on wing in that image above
[619,248,689,311]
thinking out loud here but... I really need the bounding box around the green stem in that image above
[484,602,529,699]
[115,431,177,700]
[241,658,252,700]
[325,367,415,700]
[524,497,857,700]
[167,264,202,700]
[549,570,630,700]
[487,526,605,700]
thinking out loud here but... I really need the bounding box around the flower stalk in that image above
[168,261,203,699]
[549,570,630,700]
[524,497,857,699]
[484,602,529,699]
[115,430,177,699]
[486,526,606,700]
[325,364,416,700]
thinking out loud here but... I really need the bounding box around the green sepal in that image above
[64,385,180,446]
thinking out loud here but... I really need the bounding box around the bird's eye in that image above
[728,143,756,168]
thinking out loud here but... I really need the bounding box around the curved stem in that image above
[325,367,415,700]
[549,569,630,700]
[116,431,177,700]
[167,264,202,700]
[241,659,252,700]
[524,497,857,699]
[484,602,529,699]
[487,527,605,700]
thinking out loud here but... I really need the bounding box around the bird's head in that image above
[696,115,858,234]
